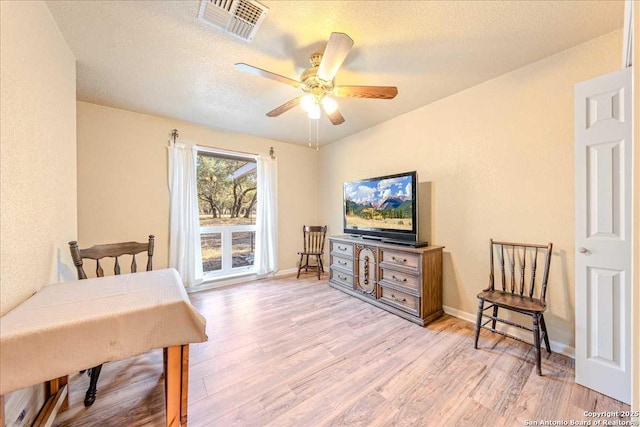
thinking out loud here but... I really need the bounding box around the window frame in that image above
[196,147,258,281]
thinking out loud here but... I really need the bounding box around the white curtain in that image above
[168,142,203,287]
[255,155,278,278]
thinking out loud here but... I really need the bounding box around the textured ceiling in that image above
[46,1,623,146]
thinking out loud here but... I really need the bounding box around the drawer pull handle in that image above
[390,293,407,303]
[338,274,347,281]
[391,256,407,263]
[338,260,347,266]
[391,275,407,283]
[338,246,348,251]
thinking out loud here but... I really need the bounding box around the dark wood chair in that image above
[474,239,553,375]
[68,235,155,407]
[296,225,327,280]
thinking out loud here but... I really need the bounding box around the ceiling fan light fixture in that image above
[236,32,398,127]
[308,104,321,120]
[321,96,338,114]
[300,94,316,112]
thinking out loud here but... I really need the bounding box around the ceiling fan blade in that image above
[266,97,301,117]
[333,85,398,99]
[323,105,346,126]
[317,32,354,81]
[235,63,301,88]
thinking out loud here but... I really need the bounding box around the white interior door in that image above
[575,67,632,404]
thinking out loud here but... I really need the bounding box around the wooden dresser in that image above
[328,236,444,326]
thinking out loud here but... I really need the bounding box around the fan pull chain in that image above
[308,118,312,148]
[316,119,319,151]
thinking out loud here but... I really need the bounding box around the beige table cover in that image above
[0,268,207,395]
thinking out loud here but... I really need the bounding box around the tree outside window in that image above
[197,154,257,274]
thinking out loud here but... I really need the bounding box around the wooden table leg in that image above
[1,395,5,427]
[33,382,68,427]
[165,345,189,427]
[180,345,189,427]
[47,376,69,410]
[163,348,168,411]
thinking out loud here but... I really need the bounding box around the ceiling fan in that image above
[235,32,398,126]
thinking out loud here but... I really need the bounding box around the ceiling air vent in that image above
[198,0,269,42]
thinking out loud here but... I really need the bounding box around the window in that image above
[197,150,257,279]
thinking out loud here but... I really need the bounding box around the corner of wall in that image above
[1,0,77,424]
[632,3,639,415]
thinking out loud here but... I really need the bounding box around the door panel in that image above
[575,67,632,404]
[587,267,624,367]
[587,140,624,239]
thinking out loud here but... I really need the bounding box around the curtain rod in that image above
[171,128,276,160]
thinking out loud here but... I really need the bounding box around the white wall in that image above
[0,1,77,424]
[318,30,622,351]
[0,1,77,314]
[76,102,319,275]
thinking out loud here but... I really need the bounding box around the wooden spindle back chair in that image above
[68,235,155,406]
[474,239,553,375]
[296,225,327,280]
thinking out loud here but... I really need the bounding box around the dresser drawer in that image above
[331,255,353,271]
[380,249,420,273]
[331,241,354,257]
[379,285,420,316]
[330,268,353,288]
[379,269,420,294]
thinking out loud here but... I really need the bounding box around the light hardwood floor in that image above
[55,274,629,426]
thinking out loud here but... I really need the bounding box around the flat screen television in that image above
[343,171,418,243]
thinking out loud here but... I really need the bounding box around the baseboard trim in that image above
[442,305,575,359]
[275,267,298,277]
[187,267,299,293]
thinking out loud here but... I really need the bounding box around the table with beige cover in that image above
[0,268,207,427]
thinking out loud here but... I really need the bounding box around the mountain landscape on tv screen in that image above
[344,177,413,231]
